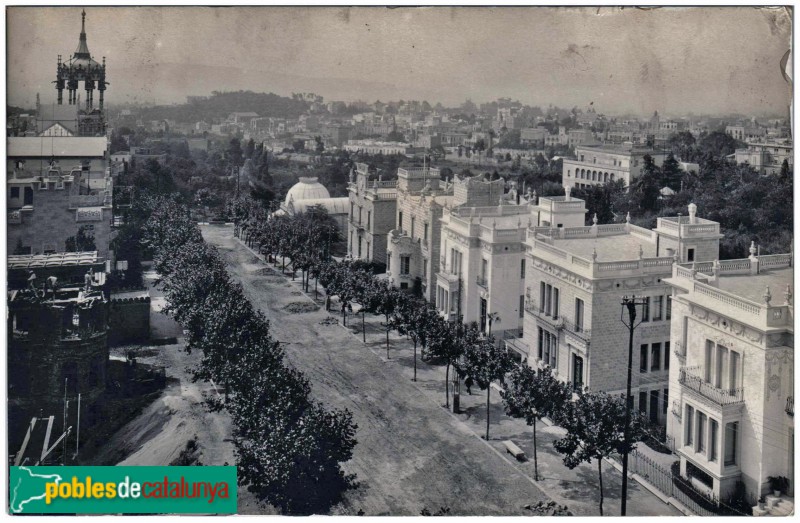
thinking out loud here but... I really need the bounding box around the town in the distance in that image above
[6,7,794,518]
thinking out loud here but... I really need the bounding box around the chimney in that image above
[565,185,572,201]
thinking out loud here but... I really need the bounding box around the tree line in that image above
[134,193,357,514]
[230,196,653,515]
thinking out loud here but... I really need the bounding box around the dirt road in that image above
[203,224,552,516]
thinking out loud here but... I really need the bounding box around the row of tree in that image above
[139,194,357,514]
[231,197,651,515]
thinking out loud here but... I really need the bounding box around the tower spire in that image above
[74,9,90,59]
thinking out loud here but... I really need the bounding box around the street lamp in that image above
[619,295,647,516]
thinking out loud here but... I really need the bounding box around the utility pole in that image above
[619,295,647,516]
[453,276,463,414]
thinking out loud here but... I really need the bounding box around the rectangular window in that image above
[685,405,694,447]
[537,328,544,360]
[10,187,20,199]
[519,295,524,319]
[424,222,429,242]
[729,351,740,389]
[639,392,648,414]
[540,282,546,312]
[697,412,707,453]
[704,340,714,382]
[640,344,648,372]
[575,298,584,332]
[400,256,410,275]
[642,297,650,322]
[687,248,695,262]
[545,284,552,315]
[481,258,488,279]
[709,419,719,462]
[387,253,391,271]
[665,342,670,370]
[654,296,664,321]
[411,217,416,239]
[666,295,672,320]
[398,211,403,231]
[367,210,371,229]
[520,259,526,279]
[651,343,661,371]
[724,422,738,465]
[552,288,560,319]
[359,206,363,224]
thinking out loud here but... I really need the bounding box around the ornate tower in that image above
[55,10,107,112]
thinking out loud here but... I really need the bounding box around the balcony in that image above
[524,300,591,344]
[678,366,744,406]
[476,275,488,289]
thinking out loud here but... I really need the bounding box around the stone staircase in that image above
[752,495,794,516]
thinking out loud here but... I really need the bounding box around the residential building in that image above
[726,125,767,143]
[347,163,398,265]
[435,179,522,331]
[734,142,793,175]
[665,245,793,503]
[520,127,547,147]
[386,166,453,298]
[521,203,722,425]
[562,144,667,191]
[567,129,600,148]
[7,136,113,259]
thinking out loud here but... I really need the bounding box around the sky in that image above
[6,6,793,117]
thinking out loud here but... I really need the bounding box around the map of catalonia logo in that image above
[9,466,237,514]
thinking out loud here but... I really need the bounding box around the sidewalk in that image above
[233,235,682,517]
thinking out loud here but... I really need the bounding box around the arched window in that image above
[610,173,615,181]
[604,172,609,182]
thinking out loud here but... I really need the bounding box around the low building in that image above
[562,144,667,191]
[347,163,398,265]
[665,246,793,502]
[520,127,547,146]
[343,140,412,156]
[521,203,722,425]
[277,177,349,233]
[734,142,793,175]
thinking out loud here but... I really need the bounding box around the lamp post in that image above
[619,295,647,516]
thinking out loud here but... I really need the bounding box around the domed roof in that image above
[284,177,331,206]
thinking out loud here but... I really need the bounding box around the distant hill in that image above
[134,90,309,123]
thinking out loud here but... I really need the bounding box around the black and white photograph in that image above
[4,4,795,518]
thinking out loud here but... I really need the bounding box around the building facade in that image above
[520,204,721,425]
[734,142,793,176]
[562,144,667,191]
[665,248,793,503]
[346,163,398,265]
[7,137,113,259]
[386,167,452,299]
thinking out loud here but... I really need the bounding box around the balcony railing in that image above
[678,366,744,406]
[476,275,488,289]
